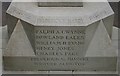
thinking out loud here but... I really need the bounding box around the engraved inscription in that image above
[33,26,86,67]
[35,26,86,56]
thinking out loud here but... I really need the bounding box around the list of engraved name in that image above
[32,27,87,66]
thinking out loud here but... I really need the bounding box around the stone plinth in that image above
[3,0,118,72]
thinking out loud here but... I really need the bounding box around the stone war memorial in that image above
[2,0,118,75]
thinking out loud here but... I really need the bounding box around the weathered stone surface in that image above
[21,20,35,53]
[3,26,119,76]
[85,20,116,57]
[3,57,117,71]
[38,2,83,7]
[4,20,35,56]
[6,14,18,38]
[35,26,86,56]
[103,15,114,38]
[6,2,114,26]
[0,25,8,49]
[4,1,117,72]
[37,0,83,7]
[1,25,119,74]
[3,20,117,71]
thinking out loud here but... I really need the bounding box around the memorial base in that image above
[3,57,117,71]
[2,26,118,76]
[2,1,119,75]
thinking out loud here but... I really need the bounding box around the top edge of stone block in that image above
[6,2,114,26]
[9,0,109,2]
[37,0,83,2]
[38,2,83,7]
